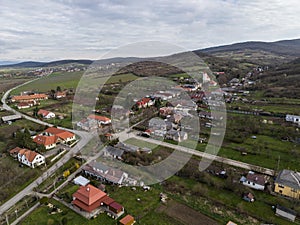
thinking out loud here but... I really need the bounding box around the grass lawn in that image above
[20,198,116,225]
[220,135,300,171]
[166,176,299,225]
[11,71,84,95]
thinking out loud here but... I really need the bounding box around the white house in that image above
[87,114,111,125]
[10,147,45,168]
[286,114,300,125]
[240,171,267,191]
[38,109,56,119]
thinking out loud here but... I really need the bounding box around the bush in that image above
[40,197,49,205]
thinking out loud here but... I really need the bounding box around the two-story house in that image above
[274,169,300,200]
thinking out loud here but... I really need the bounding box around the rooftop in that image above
[276,169,300,190]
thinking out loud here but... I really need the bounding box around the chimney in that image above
[86,187,90,192]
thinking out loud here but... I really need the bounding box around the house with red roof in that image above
[54,91,67,99]
[17,101,36,109]
[33,127,76,149]
[11,94,48,102]
[44,127,76,143]
[72,184,124,218]
[136,97,155,109]
[37,109,56,119]
[33,135,58,149]
[72,184,107,213]
[9,147,45,168]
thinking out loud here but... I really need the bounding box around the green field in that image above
[11,72,138,95]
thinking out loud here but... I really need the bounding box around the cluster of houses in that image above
[11,93,48,110]
[8,127,76,168]
[71,182,135,224]
[240,170,300,222]
[33,127,76,150]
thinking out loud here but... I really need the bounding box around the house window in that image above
[279,190,283,194]
[248,181,250,184]
[278,184,285,188]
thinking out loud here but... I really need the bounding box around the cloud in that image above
[0,0,299,60]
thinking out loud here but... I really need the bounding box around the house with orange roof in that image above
[9,147,45,168]
[17,100,36,109]
[54,91,67,99]
[87,114,111,125]
[37,109,56,119]
[33,135,58,149]
[72,184,107,213]
[44,127,76,143]
[11,94,48,102]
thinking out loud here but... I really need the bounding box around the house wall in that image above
[45,143,56,150]
[242,181,265,190]
[274,183,300,199]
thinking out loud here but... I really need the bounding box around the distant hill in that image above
[0,61,19,66]
[253,56,300,98]
[0,59,93,68]
[198,39,300,57]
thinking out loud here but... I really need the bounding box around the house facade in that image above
[87,114,111,126]
[38,109,56,119]
[240,171,267,190]
[286,114,300,125]
[274,169,300,199]
[83,161,128,185]
[10,147,45,168]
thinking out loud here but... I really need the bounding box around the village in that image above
[0,66,299,225]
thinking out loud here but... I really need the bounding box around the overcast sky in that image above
[0,0,299,61]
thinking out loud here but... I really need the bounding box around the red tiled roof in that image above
[19,149,38,162]
[33,135,57,146]
[88,114,111,122]
[9,147,23,155]
[44,127,74,140]
[73,184,107,206]
[109,201,123,211]
[72,198,101,213]
[38,109,51,117]
[101,196,115,205]
[12,94,48,101]
[119,215,135,225]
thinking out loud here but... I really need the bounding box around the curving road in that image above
[0,79,95,216]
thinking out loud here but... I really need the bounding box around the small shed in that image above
[1,115,22,123]
[276,205,297,222]
[119,214,135,225]
[243,192,255,202]
[73,176,90,186]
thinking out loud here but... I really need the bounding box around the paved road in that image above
[119,132,275,176]
[0,80,95,216]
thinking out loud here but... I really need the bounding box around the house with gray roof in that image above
[274,169,300,199]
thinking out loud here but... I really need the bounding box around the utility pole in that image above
[277,155,281,173]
